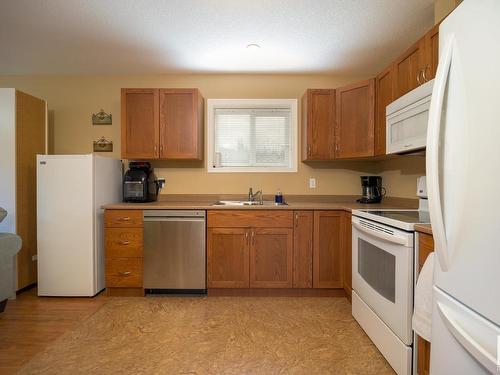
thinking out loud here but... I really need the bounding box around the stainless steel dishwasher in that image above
[143,210,206,293]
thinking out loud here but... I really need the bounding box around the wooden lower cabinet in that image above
[104,209,144,296]
[207,210,347,293]
[417,230,434,375]
[250,228,293,288]
[313,211,344,288]
[207,228,250,288]
[293,211,313,288]
[343,212,352,300]
[417,335,431,375]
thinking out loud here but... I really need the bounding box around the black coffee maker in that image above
[123,162,160,202]
[357,176,385,204]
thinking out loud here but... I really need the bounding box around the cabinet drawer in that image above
[207,210,293,228]
[105,228,143,257]
[105,258,143,287]
[105,210,143,228]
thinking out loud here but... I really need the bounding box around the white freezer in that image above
[37,154,122,296]
[426,0,500,373]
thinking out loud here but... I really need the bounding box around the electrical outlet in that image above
[309,178,316,189]
[32,254,37,261]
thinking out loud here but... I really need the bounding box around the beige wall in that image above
[0,74,424,198]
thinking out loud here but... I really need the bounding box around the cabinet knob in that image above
[307,145,311,156]
[118,217,131,221]
[118,271,131,276]
[118,240,130,245]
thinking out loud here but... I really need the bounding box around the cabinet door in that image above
[393,39,426,99]
[121,89,159,159]
[417,335,431,375]
[301,89,335,161]
[313,211,343,288]
[335,79,375,159]
[375,66,394,156]
[250,228,293,288]
[343,212,352,299]
[293,211,313,288]
[207,228,249,288]
[159,89,203,160]
[417,231,433,374]
[423,24,439,82]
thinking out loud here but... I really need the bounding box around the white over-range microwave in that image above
[386,79,434,154]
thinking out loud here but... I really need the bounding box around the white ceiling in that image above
[0,0,434,75]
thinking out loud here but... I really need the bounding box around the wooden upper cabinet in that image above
[392,39,426,99]
[313,211,343,289]
[293,211,313,288]
[423,24,440,81]
[159,89,203,160]
[335,79,375,159]
[375,66,395,156]
[249,228,293,288]
[207,228,250,288]
[301,89,335,161]
[121,89,159,159]
[121,88,203,160]
[393,25,440,101]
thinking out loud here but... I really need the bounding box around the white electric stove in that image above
[351,176,429,375]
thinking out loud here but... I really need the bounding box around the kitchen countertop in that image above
[414,223,433,235]
[103,194,419,212]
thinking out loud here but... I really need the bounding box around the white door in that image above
[426,0,500,327]
[352,216,414,345]
[37,155,94,296]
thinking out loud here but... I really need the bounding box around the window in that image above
[207,99,297,173]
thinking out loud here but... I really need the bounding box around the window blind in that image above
[214,108,291,168]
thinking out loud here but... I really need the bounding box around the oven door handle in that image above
[352,222,409,246]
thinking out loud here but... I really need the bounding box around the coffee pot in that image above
[357,176,386,204]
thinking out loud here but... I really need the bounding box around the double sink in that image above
[212,200,286,206]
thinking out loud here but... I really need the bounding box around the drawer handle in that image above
[118,271,131,276]
[118,217,131,221]
[118,240,131,245]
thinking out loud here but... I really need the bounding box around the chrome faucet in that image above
[248,187,263,205]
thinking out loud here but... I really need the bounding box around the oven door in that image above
[352,216,414,345]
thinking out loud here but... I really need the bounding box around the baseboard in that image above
[208,288,346,297]
[106,287,144,297]
[16,282,37,295]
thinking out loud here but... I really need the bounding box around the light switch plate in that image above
[309,178,316,189]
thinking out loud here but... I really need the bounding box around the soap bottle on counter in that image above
[275,189,283,205]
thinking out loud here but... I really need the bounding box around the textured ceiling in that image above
[0,0,434,75]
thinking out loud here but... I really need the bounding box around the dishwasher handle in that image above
[143,217,206,222]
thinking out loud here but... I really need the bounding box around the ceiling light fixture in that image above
[246,43,261,50]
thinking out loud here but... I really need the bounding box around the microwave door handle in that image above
[426,34,455,272]
[352,221,408,246]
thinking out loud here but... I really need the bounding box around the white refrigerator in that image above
[37,154,122,296]
[426,0,500,373]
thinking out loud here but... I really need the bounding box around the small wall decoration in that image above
[92,109,112,125]
[93,136,113,152]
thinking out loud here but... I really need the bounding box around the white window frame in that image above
[207,99,298,173]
